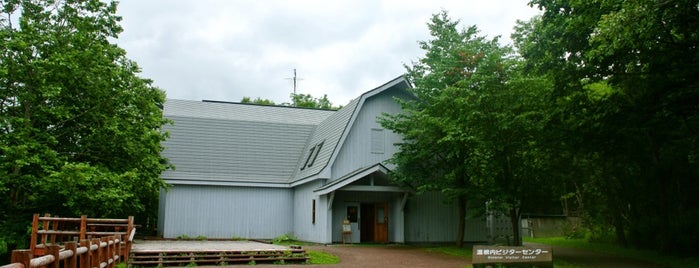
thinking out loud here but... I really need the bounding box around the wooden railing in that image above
[1,214,135,268]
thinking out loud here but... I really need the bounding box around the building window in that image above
[307,141,323,167]
[371,128,384,154]
[312,199,316,224]
[300,146,315,171]
[301,141,324,170]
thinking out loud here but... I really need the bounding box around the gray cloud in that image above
[116,0,539,106]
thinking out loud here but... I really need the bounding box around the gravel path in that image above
[232,244,470,268]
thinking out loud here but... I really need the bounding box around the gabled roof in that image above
[290,76,410,184]
[313,163,395,195]
[160,75,411,187]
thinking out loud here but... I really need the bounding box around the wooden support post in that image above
[91,238,101,268]
[102,236,112,268]
[80,240,90,268]
[48,244,61,268]
[65,242,78,268]
[41,213,51,246]
[80,215,87,241]
[120,233,128,264]
[50,216,59,244]
[11,249,32,268]
[127,216,134,237]
[110,236,117,268]
[30,214,39,256]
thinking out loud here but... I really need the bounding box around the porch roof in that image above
[313,164,407,195]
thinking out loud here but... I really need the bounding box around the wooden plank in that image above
[36,230,127,236]
[85,218,130,223]
[37,217,82,222]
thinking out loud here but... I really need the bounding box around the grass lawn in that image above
[306,249,340,264]
[272,239,340,265]
[525,237,699,268]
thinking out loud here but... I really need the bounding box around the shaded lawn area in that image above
[525,237,699,268]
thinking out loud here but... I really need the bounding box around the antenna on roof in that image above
[285,69,304,106]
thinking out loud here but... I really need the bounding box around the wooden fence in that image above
[1,214,135,268]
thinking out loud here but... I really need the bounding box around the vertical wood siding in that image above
[292,181,329,243]
[162,185,293,239]
[404,191,489,243]
[331,89,410,179]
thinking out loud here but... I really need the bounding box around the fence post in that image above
[108,236,116,268]
[120,233,129,264]
[48,244,61,268]
[30,214,39,256]
[11,249,32,268]
[80,240,90,268]
[100,236,110,268]
[91,238,101,268]
[65,242,78,268]
[49,215,59,244]
[80,215,87,241]
[41,213,51,246]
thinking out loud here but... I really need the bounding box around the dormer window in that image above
[300,141,325,170]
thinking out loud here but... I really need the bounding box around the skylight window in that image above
[300,140,325,170]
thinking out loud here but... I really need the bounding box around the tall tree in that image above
[381,11,554,246]
[0,0,169,259]
[514,0,699,253]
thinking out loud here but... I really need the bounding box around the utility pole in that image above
[285,69,303,106]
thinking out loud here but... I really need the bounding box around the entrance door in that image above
[360,203,374,242]
[374,203,389,243]
[359,203,389,243]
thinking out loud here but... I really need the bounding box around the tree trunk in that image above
[509,207,522,246]
[612,208,627,247]
[456,196,467,248]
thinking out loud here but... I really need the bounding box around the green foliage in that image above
[514,0,699,255]
[291,93,335,109]
[0,0,169,260]
[525,237,699,268]
[241,93,341,110]
[381,10,556,247]
[240,97,275,105]
[272,233,297,244]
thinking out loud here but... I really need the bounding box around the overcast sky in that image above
[115,1,540,106]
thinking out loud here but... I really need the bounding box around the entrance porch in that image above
[314,164,409,244]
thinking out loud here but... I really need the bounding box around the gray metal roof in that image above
[161,76,411,186]
[164,99,334,125]
[161,100,335,184]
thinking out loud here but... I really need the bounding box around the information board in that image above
[472,245,553,267]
